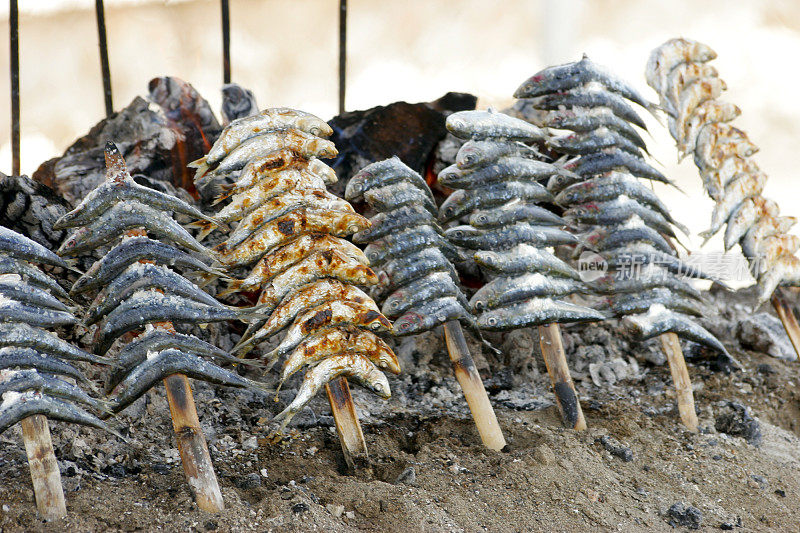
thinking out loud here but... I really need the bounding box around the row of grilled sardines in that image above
[439,109,604,331]
[511,55,737,364]
[0,226,121,437]
[55,142,270,414]
[189,108,399,431]
[345,157,487,340]
[646,38,800,306]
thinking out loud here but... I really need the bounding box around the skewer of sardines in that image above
[646,38,800,321]
[440,108,604,430]
[194,108,398,466]
[57,142,271,511]
[1,225,119,519]
[348,156,505,450]
[514,55,738,430]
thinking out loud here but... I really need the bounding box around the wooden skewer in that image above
[772,289,800,360]
[538,323,587,430]
[326,377,370,471]
[125,227,224,511]
[443,320,506,450]
[659,332,699,432]
[20,415,67,521]
[164,373,224,511]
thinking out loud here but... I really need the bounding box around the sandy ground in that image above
[1,287,800,532]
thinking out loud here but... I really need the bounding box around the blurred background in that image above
[1,0,798,271]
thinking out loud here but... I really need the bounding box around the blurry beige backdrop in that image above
[1,0,798,266]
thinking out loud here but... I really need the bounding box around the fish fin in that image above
[216,279,243,298]
[698,229,716,246]
[191,160,210,181]
[189,220,216,241]
[212,189,233,205]
[187,156,206,170]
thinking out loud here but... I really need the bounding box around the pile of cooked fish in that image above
[513,57,735,362]
[193,108,399,430]
[647,38,800,306]
[439,109,603,331]
[57,142,269,415]
[0,226,119,437]
[347,157,479,337]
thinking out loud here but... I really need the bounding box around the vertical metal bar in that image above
[95,0,113,117]
[338,0,346,114]
[10,0,20,175]
[221,0,231,84]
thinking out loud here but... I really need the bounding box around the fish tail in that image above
[212,187,234,205]
[188,156,206,170]
[674,220,691,236]
[190,220,216,242]
[216,279,244,298]
[93,398,117,416]
[698,229,715,246]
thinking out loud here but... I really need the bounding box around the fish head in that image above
[443,225,475,247]
[445,114,469,136]
[470,211,492,227]
[455,142,482,169]
[308,159,337,183]
[437,165,462,187]
[360,309,392,333]
[366,370,392,399]
[547,173,574,194]
[297,116,333,138]
[345,170,371,200]
[513,74,546,99]
[57,227,88,256]
[476,309,508,331]
[374,345,401,375]
[307,138,338,159]
[364,242,386,265]
[473,250,499,269]
[381,288,407,316]
[392,310,425,336]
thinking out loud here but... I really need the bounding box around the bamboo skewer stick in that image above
[538,323,587,431]
[124,229,223,511]
[660,332,699,432]
[772,289,800,360]
[326,377,370,471]
[20,415,67,521]
[443,320,506,450]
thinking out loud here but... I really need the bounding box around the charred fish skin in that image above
[0,279,72,312]
[259,301,392,363]
[469,273,590,312]
[279,328,400,385]
[363,182,438,217]
[646,37,717,96]
[540,107,647,150]
[273,353,390,430]
[57,200,209,257]
[0,391,123,439]
[54,173,222,230]
[108,349,270,413]
[527,87,648,130]
[85,262,225,326]
[0,298,77,328]
[198,108,332,170]
[438,158,568,189]
[71,236,224,296]
[456,139,543,170]
[353,205,442,244]
[0,369,110,414]
[564,197,685,238]
[477,298,606,331]
[474,244,582,281]
[345,156,433,202]
[391,296,475,337]
[445,109,546,141]
[0,255,71,301]
[364,225,461,267]
[547,128,644,157]
[622,305,734,361]
[95,290,264,355]
[0,347,88,384]
[104,327,234,394]
[438,181,556,223]
[224,234,369,295]
[554,173,672,219]
[0,226,72,270]
[445,223,578,251]
[469,200,565,229]
[381,272,468,319]
[0,322,107,364]
[514,54,656,111]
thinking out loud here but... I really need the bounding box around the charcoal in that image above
[0,173,69,250]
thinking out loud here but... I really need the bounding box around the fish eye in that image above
[464,154,476,165]
[487,317,497,326]
[370,322,382,330]
[400,322,410,330]
[474,300,485,311]
[453,230,463,238]
[388,300,399,309]
[476,215,487,223]
[347,225,360,233]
